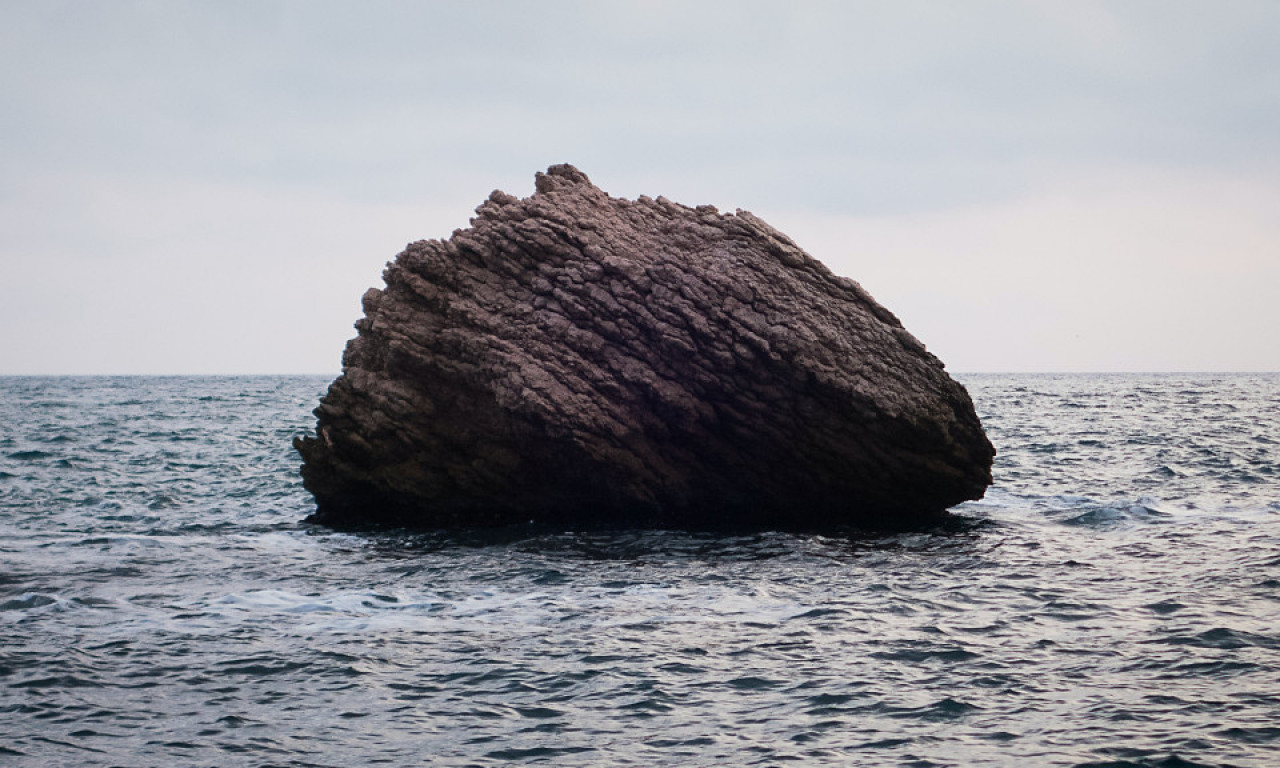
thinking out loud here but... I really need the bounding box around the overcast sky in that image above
[3,1,1278,374]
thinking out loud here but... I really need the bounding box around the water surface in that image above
[2,374,1278,767]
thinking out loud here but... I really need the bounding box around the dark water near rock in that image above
[2,374,1278,768]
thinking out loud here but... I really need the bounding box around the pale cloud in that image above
[0,176,473,374]
[1,1,1278,372]
[768,168,1280,372]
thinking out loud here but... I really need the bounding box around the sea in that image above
[2,373,1278,768]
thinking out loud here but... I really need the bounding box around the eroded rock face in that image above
[296,164,993,529]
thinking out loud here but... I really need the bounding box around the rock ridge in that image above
[296,164,994,529]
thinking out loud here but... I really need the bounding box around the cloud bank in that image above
[2,1,1277,373]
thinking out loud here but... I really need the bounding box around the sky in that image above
[2,0,1278,374]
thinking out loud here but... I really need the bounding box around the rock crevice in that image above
[296,164,994,528]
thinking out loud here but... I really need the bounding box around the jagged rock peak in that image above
[534,163,594,193]
[295,164,994,530]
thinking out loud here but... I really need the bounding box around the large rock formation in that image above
[296,164,993,529]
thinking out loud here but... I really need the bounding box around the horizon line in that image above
[1,370,1277,378]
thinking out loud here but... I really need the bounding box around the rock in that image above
[295,164,994,529]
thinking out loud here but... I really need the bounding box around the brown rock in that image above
[295,164,993,529]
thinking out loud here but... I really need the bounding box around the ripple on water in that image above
[0,374,1278,767]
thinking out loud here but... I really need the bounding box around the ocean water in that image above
[2,373,1278,768]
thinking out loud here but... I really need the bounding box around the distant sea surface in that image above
[2,373,1278,768]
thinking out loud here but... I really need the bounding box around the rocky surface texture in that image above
[296,165,994,529]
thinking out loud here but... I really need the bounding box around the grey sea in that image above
[2,373,1278,768]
